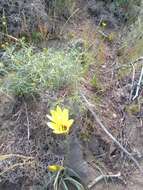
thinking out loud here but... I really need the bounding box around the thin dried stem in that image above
[24,102,30,141]
[0,154,33,161]
[129,63,136,100]
[132,66,143,100]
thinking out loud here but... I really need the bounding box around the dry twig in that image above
[129,63,136,100]
[88,172,121,189]
[132,66,143,100]
[24,102,30,141]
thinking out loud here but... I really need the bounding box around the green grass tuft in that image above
[0,44,84,97]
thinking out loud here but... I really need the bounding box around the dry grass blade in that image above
[60,8,80,35]
[24,102,30,141]
[0,155,13,161]
[132,66,143,100]
[0,154,33,161]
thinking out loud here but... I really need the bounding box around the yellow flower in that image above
[101,22,107,27]
[47,164,64,172]
[47,106,74,134]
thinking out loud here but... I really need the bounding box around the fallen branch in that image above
[80,92,143,174]
[88,172,121,189]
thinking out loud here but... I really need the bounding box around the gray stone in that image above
[65,135,96,185]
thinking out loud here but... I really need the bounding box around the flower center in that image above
[61,125,67,131]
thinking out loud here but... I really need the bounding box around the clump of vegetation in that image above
[0,43,84,97]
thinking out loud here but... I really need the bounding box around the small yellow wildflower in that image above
[47,164,64,172]
[101,22,107,27]
[47,106,74,134]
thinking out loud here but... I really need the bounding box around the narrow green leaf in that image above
[53,170,62,190]
[64,177,85,190]
[61,179,69,190]
[65,167,81,179]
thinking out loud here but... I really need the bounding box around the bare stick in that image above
[132,66,143,100]
[129,63,136,101]
[98,30,109,38]
[88,172,121,189]
[80,92,143,174]
[24,103,30,141]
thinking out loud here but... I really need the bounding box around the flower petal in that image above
[47,122,59,130]
[50,110,59,122]
[46,114,53,121]
[67,119,74,127]
[56,106,62,115]
[62,108,69,121]
[47,165,64,172]
[50,110,56,118]
[47,122,54,129]
[47,122,53,129]
[53,129,67,134]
